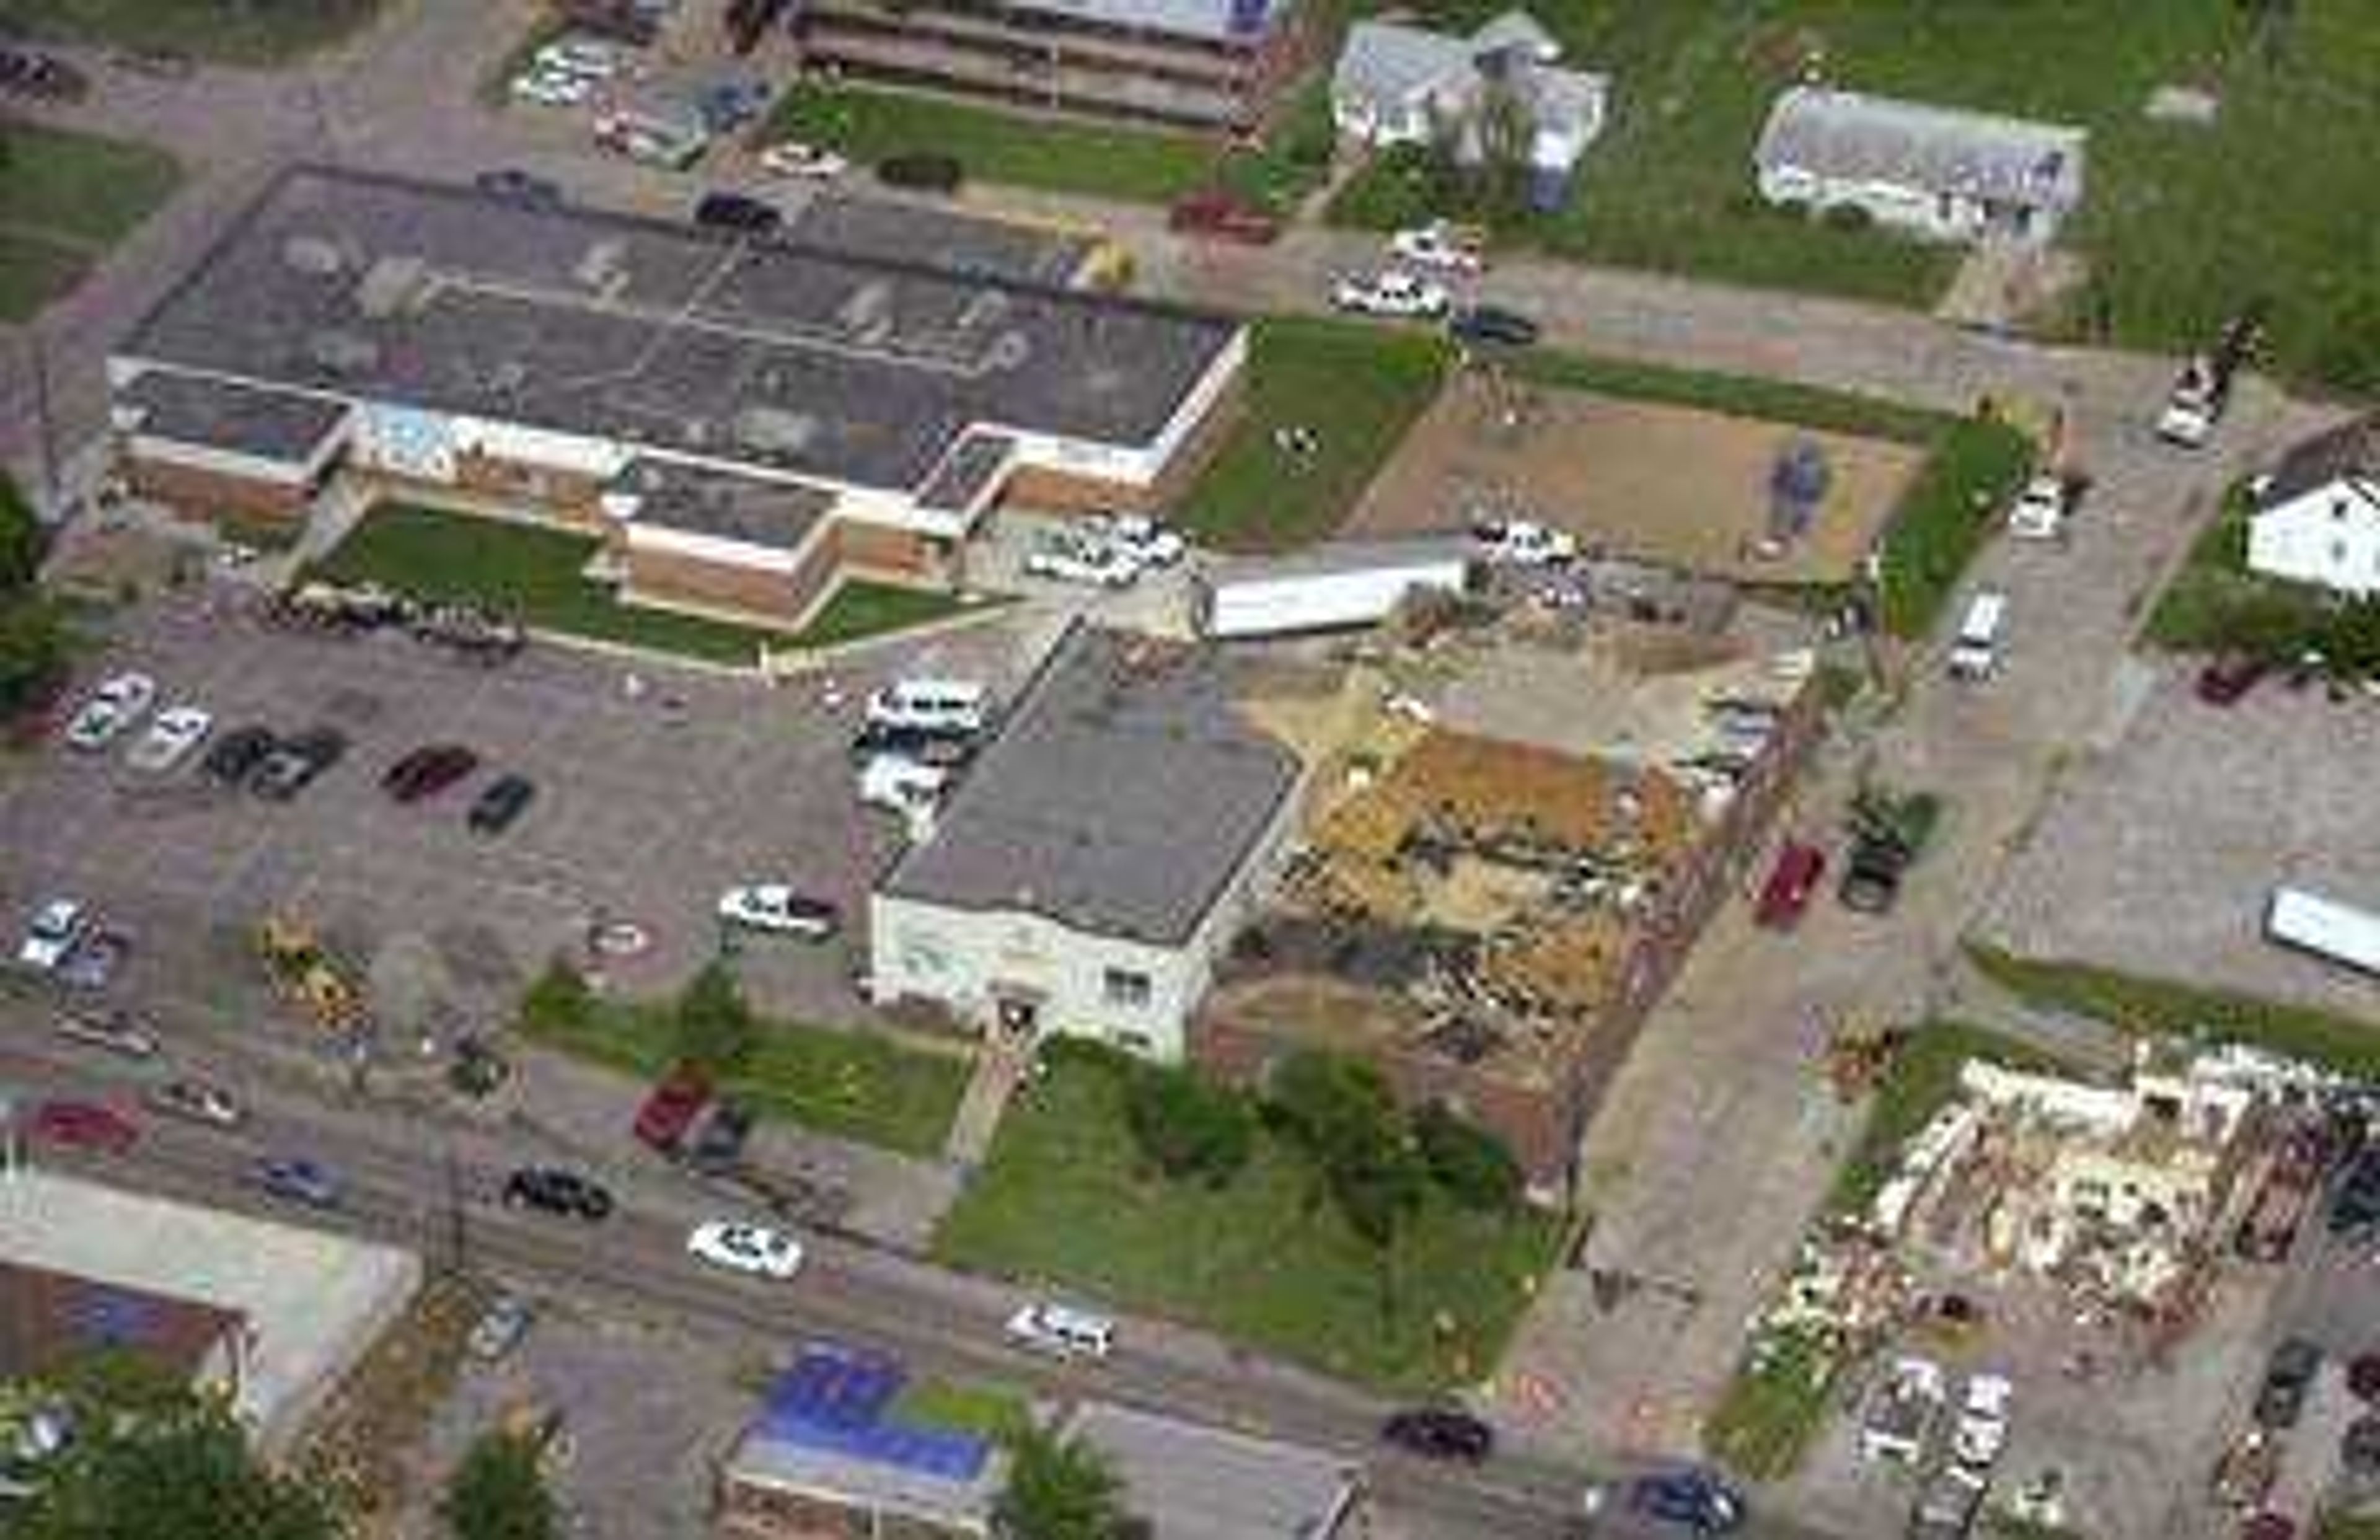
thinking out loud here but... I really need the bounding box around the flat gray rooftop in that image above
[881,623,1300,946]
[785,193,1096,288]
[120,369,350,465]
[1068,1400,1360,1540]
[725,1426,1002,1527]
[612,458,839,552]
[124,167,1240,497]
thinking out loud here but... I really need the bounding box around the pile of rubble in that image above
[262,580,527,665]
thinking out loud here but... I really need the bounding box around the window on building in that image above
[2334,539,2350,566]
[1103,967,1152,1008]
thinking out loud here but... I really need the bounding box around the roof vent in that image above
[281,235,346,277]
[489,359,529,395]
[735,406,817,457]
[838,279,892,336]
[354,255,429,320]
[306,329,381,376]
[985,330,1032,372]
[575,239,630,301]
[958,289,1010,332]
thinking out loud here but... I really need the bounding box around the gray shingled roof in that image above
[121,167,1240,501]
[1334,19,1472,112]
[1755,87,2087,211]
[2261,413,2380,510]
[880,624,1300,946]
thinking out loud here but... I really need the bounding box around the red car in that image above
[381,744,480,803]
[633,1063,712,1153]
[31,1099,139,1154]
[1754,840,1827,928]
[2197,652,2270,706]
[1168,190,1280,245]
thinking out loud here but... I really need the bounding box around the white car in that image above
[1005,1302,1116,1360]
[17,898,87,973]
[1088,513,1186,568]
[1331,270,1450,319]
[511,69,593,108]
[1024,534,1141,589]
[687,1220,804,1280]
[1389,220,1484,273]
[2007,473,2071,542]
[64,672,157,752]
[717,883,840,940]
[1473,518,1576,565]
[534,39,620,79]
[859,755,949,815]
[125,705,212,772]
[1952,1372,2012,1468]
[759,140,848,179]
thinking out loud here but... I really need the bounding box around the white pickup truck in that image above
[1471,518,1577,565]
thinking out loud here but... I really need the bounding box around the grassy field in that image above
[1965,940,2380,1080]
[4,0,382,60]
[933,1047,1562,1392]
[0,122,182,320]
[1329,2,2380,391]
[1175,317,1449,552]
[1874,419,2034,638]
[888,1378,1036,1444]
[517,997,969,1158]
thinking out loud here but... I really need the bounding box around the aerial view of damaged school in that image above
[5,2,2380,1538]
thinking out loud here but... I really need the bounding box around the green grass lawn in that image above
[1965,941,2380,1081]
[1329,2,2380,392]
[1874,418,2034,638]
[768,82,1219,205]
[4,0,382,61]
[314,505,967,663]
[1702,1323,1839,1482]
[2143,484,2329,654]
[888,1378,1037,1444]
[518,997,969,1158]
[1175,317,1449,552]
[933,1047,1562,1393]
[0,121,182,320]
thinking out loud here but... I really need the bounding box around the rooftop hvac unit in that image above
[353,255,430,320]
[574,239,630,299]
[281,235,346,277]
[306,329,381,376]
[837,279,892,336]
[735,406,818,457]
[985,330,1032,372]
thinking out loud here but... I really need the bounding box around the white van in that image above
[1947,590,2007,681]
[858,754,950,814]
[1004,1302,1116,1360]
[865,678,990,737]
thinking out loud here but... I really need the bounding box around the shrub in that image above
[674,961,758,1075]
[0,472,41,592]
[1413,1104,1522,1212]
[1123,1063,1254,1186]
[1820,201,1874,232]
[519,955,591,1033]
[878,152,963,192]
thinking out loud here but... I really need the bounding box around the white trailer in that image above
[2266,886,2380,977]
[1192,540,1474,640]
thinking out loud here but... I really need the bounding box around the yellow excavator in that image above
[255,914,366,1032]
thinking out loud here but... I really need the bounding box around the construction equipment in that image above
[255,915,366,1033]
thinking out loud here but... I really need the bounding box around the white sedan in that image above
[17,898,87,973]
[687,1221,804,1280]
[1390,220,1485,273]
[63,672,157,752]
[1088,513,1186,568]
[716,883,840,940]
[759,140,848,180]
[125,705,212,772]
[511,69,593,108]
[1025,535,1141,589]
[1331,271,1450,320]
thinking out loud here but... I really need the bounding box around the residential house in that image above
[2247,413,2380,596]
[1331,9,1608,209]
[1753,86,2087,244]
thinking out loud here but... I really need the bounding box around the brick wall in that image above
[124,455,311,519]
[998,374,1244,519]
[624,543,823,621]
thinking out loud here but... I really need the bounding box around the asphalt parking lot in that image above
[0,584,1056,1049]
[1980,662,2380,1019]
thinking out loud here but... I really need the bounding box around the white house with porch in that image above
[2248,414,2380,596]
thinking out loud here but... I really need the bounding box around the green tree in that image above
[519,954,591,1032]
[992,1427,1132,1540]
[12,1362,335,1540]
[0,471,41,592]
[1266,1050,1427,1324]
[1413,1103,1522,1212]
[672,959,757,1073]
[441,1428,556,1540]
[0,595,68,718]
[2325,597,2380,679]
[1122,1063,1253,1186]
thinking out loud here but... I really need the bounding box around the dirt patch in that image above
[1344,377,1923,584]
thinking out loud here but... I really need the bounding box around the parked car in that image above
[53,927,131,992]
[469,774,538,834]
[144,1078,243,1129]
[694,190,780,235]
[505,1166,615,1220]
[1581,1467,1747,1534]
[1086,512,1186,568]
[124,705,211,772]
[847,721,977,770]
[759,139,847,179]
[1471,518,1576,566]
[1950,1371,2012,1468]
[1908,1464,1987,1539]
[382,744,480,803]
[1448,303,1541,348]
[877,152,963,193]
[1024,532,1140,589]
[634,1063,713,1152]
[686,1220,803,1279]
[253,726,347,801]
[510,69,594,108]
[468,1295,535,1360]
[1331,271,1449,320]
[866,679,990,737]
[687,1100,755,1172]
[698,79,772,133]
[475,168,565,209]
[1389,219,1485,273]
[717,884,840,939]
[64,672,158,752]
[2197,652,2270,706]
[1754,841,1827,929]
[534,38,622,78]
[858,754,950,816]
[203,724,278,785]
[1167,189,1279,244]
[1380,1407,1494,1463]
[1838,835,1911,915]
[2008,471,2081,542]
[2254,1337,2324,1429]
[54,1005,158,1059]
[2330,1148,2380,1234]
[254,1155,343,1209]
[1004,1302,1116,1360]
[16,897,87,972]
[32,1099,138,1155]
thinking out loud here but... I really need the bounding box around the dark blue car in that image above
[1585,1467,1746,1534]
[255,1155,342,1209]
